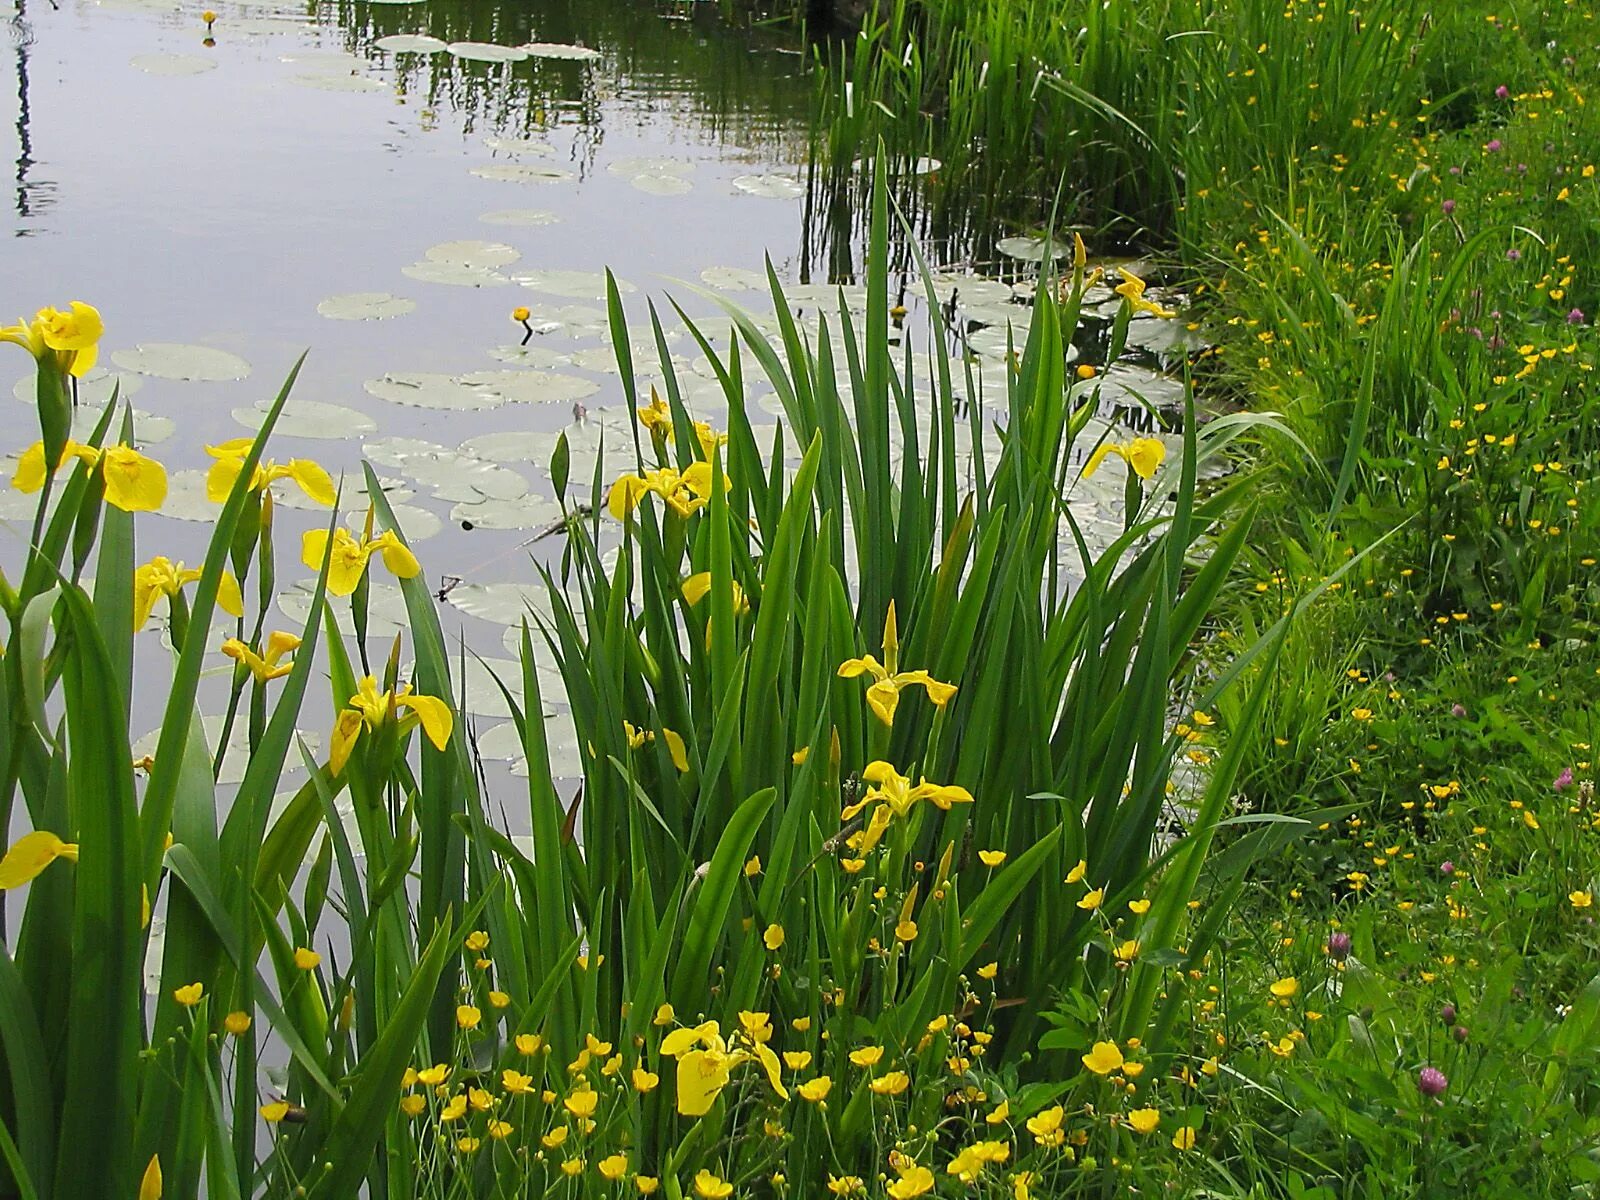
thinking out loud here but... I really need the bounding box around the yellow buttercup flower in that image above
[693,1170,732,1199]
[797,1075,832,1102]
[599,1154,629,1182]
[1127,1107,1161,1134]
[840,761,973,853]
[457,1004,481,1030]
[837,602,957,726]
[763,923,785,951]
[607,461,725,521]
[260,1102,291,1123]
[1572,891,1594,909]
[1269,976,1299,999]
[204,439,335,507]
[1065,859,1088,884]
[1082,436,1166,482]
[301,525,420,597]
[1172,1126,1197,1151]
[133,556,244,632]
[1025,1105,1065,1147]
[173,982,204,1007]
[660,1019,787,1116]
[564,1085,599,1118]
[221,631,301,683]
[0,830,79,889]
[886,1163,934,1199]
[1077,887,1104,911]
[13,439,167,511]
[632,1065,659,1093]
[2,301,103,377]
[294,947,321,970]
[224,1010,252,1036]
[1113,268,1177,319]
[328,675,453,775]
[979,849,1007,867]
[869,1070,910,1095]
[1081,1041,1124,1075]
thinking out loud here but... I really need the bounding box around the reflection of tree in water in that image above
[9,0,58,231]
[325,0,813,170]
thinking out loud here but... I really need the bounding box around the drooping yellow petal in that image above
[35,301,103,352]
[205,438,256,460]
[205,455,247,503]
[837,655,886,681]
[864,679,900,727]
[607,474,652,520]
[681,572,713,607]
[0,830,79,889]
[329,709,365,776]
[674,1049,732,1117]
[217,571,244,619]
[371,530,420,579]
[1125,437,1166,481]
[661,728,689,773]
[287,459,336,507]
[303,528,371,597]
[396,692,453,751]
[752,1041,789,1100]
[1081,443,1117,479]
[11,442,50,494]
[99,446,168,513]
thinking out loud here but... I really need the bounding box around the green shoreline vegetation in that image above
[3,0,1600,1197]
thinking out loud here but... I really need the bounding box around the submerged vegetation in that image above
[4,0,1600,1196]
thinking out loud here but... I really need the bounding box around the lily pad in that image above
[629,173,693,196]
[365,372,504,412]
[450,492,564,531]
[424,239,521,269]
[458,369,601,406]
[483,136,555,156]
[995,236,1066,263]
[361,435,455,469]
[148,469,215,522]
[930,274,1016,308]
[479,208,561,227]
[317,291,416,320]
[278,580,412,644]
[519,303,610,338]
[731,173,804,199]
[74,406,176,445]
[519,42,602,61]
[347,502,441,541]
[487,344,571,369]
[130,52,217,76]
[111,343,251,382]
[609,156,694,179]
[428,460,530,503]
[232,397,378,440]
[400,261,510,288]
[470,164,575,185]
[13,367,142,406]
[514,270,635,301]
[700,266,768,291]
[443,581,557,626]
[289,72,389,93]
[374,33,446,53]
[446,41,530,63]
[133,714,319,788]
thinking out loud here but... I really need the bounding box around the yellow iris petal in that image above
[287,459,336,506]
[1081,443,1116,479]
[865,679,900,727]
[328,709,365,776]
[35,301,103,352]
[137,1155,162,1200]
[205,455,246,503]
[836,655,885,681]
[397,692,454,751]
[372,530,420,579]
[217,571,245,619]
[1125,438,1166,481]
[0,830,79,889]
[98,445,167,513]
[661,727,689,773]
[681,572,713,606]
[674,1049,732,1117]
[11,442,50,494]
[607,474,652,520]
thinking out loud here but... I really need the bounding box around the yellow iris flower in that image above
[840,761,973,853]
[1081,437,1166,482]
[659,1018,788,1117]
[328,675,453,776]
[622,721,689,773]
[13,439,168,512]
[1,301,104,378]
[1113,268,1177,319]
[204,439,335,506]
[837,602,958,727]
[301,526,421,597]
[0,830,79,889]
[134,556,244,631]
[607,462,725,521]
[221,631,302,682]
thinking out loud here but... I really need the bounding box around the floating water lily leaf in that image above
[447,41,530,62]
[374,33,446,53]
[1068,364,1187,413]
[931,274,1015,308]
[232,397,378,440]
[347,502,441,541]
[133,714,319,787]
[429,459,530,503]
[130,52,217,76]
[514,270,635,301]
[111,343,252,382]
[13,367,143,406]
[365,372,504,412]
[486,344,571,369]
[519,42,602,61]
[458,369,600,406]
[483,136,555,156]
[731,173,804,199]
[444,581,557,626]
[279,580,412,643]
[457,412,625,466]
[316,291,417,320]
[147,469,215,522]
[450,492,564,531]
[289,72,389,93]
[424,239,521,269]
[1123,313,1205,356]
[607,156,694,179]
[361,435,455,469]
[400,261,510,288]
[81,406,176,446]
[699,266,768,291]
[629,173,693,196]
[567,347,623,374]
[995,236,1065,263]
[277,473,410,511]
[280,50,366,68]
[470,164,575,185]
[479,208,561,227]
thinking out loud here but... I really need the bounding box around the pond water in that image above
[1,0,1197,812]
